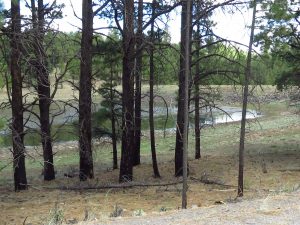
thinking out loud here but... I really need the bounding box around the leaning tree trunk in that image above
[194,22,201,160]
[79,0,94,181]
[175,0,192,177]
[149,0,160,178]
[133,0,143,166]
[31,0,55,181]
[119,0,135,182]
[238,0,257,197]
[11,0,27,191]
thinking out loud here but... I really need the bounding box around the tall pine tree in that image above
[10,0,27,191]
[79,0,94,181]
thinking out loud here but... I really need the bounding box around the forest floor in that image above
[0,85,299,225]
[79,190,300,225]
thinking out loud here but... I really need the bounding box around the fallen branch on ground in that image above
[44,180,184,191]
[190,176,235,188]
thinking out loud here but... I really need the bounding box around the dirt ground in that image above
[80,191,300,225]
[1,145,299,225]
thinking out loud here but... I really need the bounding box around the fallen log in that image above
[44,180,184,191]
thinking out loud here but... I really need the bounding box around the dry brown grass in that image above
[0,147,299,224]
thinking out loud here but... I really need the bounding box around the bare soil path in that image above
[81,191,300,225]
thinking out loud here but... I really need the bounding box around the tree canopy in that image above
[256,0,300,89]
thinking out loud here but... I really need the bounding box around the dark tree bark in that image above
[194,22,201,160]
[79,0,94,181]
[149,0,160,178]
[133,0,143,166]
[31,0,55,181]
[119,0,135,182]
[175,0,192,177]
[238,0,257,197]
[10,0,27,191]
[110,65,118,170]
[182,0,192,209]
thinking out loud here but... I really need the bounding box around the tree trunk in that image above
[194,87,201,159]
[119,0,135,182]
[11,0,27,191]
[149,0,160,178]
[31,0,55,181]
[175,0,192,177]
[111,106,118,170]
[79,0,94,181]
[111,65,118,170]
[194,23,201,160]
[238,0,257,197]
[133,0,143,166]
[182,0,192,209]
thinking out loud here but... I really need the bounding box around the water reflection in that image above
[150,106,262,126]
[202,107,261,125]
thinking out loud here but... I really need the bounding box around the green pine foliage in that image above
[255,0,300,89]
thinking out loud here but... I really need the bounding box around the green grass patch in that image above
[260,101,289,117]
[141,116,176,130]
[0,124,77,147]
[0,118,5,130]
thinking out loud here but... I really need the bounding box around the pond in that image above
[201,106,261,125]
[145,105,262,126]
[0,105,262,147]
